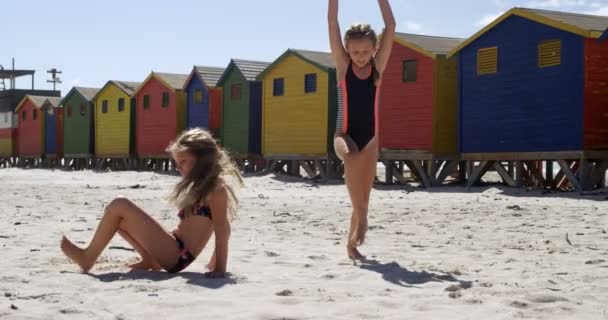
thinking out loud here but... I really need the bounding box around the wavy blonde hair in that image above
[166,128,243,220]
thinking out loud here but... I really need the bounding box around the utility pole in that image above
[47,68,62,91]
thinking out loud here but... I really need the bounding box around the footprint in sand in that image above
[59,309,83,314]
[465,299,483,304]
[510,301,529,308]
[526,294,568,304]
[265,251,279,257]
[449,292,462,299]
[307,255,327,261]
[276,290,293,296]
[445,285,462,292]
[585,259,606,265]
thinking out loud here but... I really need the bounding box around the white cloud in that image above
[405,21,423,32]
[477,12,505,26]
[587,5,608,14]
[71,78,82,86]
[524,0,608,13]
[526,0,593,8]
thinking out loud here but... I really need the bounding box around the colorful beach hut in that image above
[61,87,99,157]
[216,59,270,156]
[92,81,140,157]
[449,7,608,153]
[15,96,61,157]
[133,72,188,157]
[183,66,224,137]
[257,49,337,157]
[379,32,464,154]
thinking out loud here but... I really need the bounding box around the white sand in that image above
[1,168,607,319]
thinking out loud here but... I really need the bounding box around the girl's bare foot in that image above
[128,260,162,271]
[347,244,365,261]
[60,236,95,273]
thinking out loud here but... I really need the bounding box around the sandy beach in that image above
[1,168,607,319]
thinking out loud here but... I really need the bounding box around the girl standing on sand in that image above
[328,0,396,259]
[61,128,243,276]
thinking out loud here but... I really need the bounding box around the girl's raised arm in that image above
[373,0,396,74]
[328,0,349,73]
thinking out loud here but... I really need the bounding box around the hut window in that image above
[273,78,284,96]
[162,92,170,108]
[4,113,9,123]
[231,84,242,101]
[305,74,317,93]
[67,104,73,118]
[22,111,26,121]
[538,40,561,68]
[194,90,204,103]
[33,109,38,120]
[102,100,108,113]
[477,47,498,75]
[143,95,150,110]
[80,103,86,116]
[118,98,125,112]
[402,60,418,82]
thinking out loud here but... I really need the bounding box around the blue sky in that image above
[2,0,607,94]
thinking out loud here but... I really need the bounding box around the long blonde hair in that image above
[166,128,243,220]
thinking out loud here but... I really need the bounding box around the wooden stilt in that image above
[546,161,554,186]
[493,161,517,187]
[515,161,524,187]
[466,161,494,188]
[557,160,582,192]
[435,160,459,186]
[384,160,394,184]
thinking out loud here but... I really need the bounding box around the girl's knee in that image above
[106,197,133,213]
[352,203,369,214]
[334,137,348,161]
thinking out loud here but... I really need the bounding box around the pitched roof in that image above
[154,73,189,90]
[28,96,48,108]
[292,49,335,69]
[73,87,100,101]
[91,81,141,101]
[15,95,61,112]
[449,7,608,57]
[182,66,226,89]
[217,59,271,86]
[257,49,335,80]
[61,87,100,106]
[394,32,464,57]
[112,81,141,96]
[233,59,271,81]
[45,97,62,108]
[521,7,608,34]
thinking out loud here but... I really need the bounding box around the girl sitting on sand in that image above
[61,128,243,277]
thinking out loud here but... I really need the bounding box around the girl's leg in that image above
[61,197,179,273]
[353,137,379,246]
[343,151,367,259]
[118,229,162,270]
